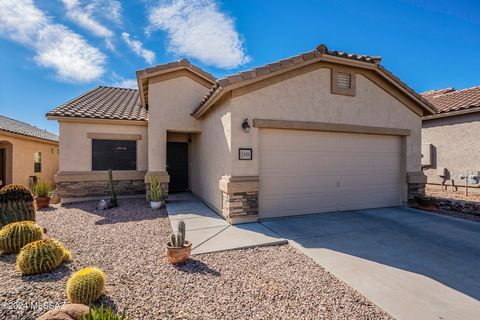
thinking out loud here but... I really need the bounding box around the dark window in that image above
[92,139,136,170]
[34,152,41,173]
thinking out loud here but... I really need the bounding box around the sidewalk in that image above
[165,193,286,254]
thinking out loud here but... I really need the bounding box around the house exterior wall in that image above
[55,121,148,202]
[189,99,232,212]
[147,76,210,173]
[0,132,59,188]
[214,67,424,222]
[422,112,480,191]
[58,121,148,171]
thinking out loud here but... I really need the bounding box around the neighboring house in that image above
[422,86,480,193]
[0,115,59,189]
[47,43,435,223]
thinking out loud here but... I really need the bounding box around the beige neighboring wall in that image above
[422,112,480,186]
[58,120,148,172]
[147,76,211,172]
[0,132,59,187]
[225,67,421,203]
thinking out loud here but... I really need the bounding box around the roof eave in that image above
[423,106,480,121]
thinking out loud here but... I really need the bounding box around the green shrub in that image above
[16,238,71,275]
[149,175,162,202]
[0,221,43,253]
[0,184,35,228]
[82,305,126,320]
[34,181,51,197]
[67,267,106,305]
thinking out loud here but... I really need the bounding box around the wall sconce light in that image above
[242,118,250,133]
[187,134,192,144]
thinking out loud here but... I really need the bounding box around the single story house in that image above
[0,115,59,189]
[421,86,480,193]
[47,44,435,223]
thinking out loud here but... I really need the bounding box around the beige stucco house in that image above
[47,44,435,223]
[0,115,59,189]
[421,86,480,193]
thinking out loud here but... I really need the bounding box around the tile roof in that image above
[421,86,480,114]
[0,115,58,142]
[136,58,216,82]
[192,44,434,117]
[47,86,148,121]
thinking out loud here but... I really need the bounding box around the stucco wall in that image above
[58,121,148,172]
[422,113,480,186]
[148,76,210,172]
[189,100,232,211]
[229,68,421,177]
[0,133,59,188]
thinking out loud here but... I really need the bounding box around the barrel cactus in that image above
[0,221,44,253]
[0,184,35,228]
[66,267,105,305]
[16,238,72,275]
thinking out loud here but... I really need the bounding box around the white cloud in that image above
[147,0,250,69]
[121,32,155,64]
[62,0,122,49]
[114,78,138,89]
[0,0,105,82]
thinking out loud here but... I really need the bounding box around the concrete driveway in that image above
[262,207,480,320]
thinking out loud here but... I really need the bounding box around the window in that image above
[34,152,41,173]
[92,139,136,170]
[331,67,356,96]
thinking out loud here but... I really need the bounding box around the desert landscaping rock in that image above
[0,199,392,319]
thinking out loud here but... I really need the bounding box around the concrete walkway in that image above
[165,193,285,254]
[262,207,480,320]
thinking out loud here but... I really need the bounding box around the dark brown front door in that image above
[167,142,189,192]
[0,149,5,188]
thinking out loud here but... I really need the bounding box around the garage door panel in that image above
[259,129,402,218]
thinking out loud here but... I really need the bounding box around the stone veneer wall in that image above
[407,172,427,204]
[219,176,259,224]
[57,180,145,199]
[222,191,259,223]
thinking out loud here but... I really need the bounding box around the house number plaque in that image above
[239,148,253,160]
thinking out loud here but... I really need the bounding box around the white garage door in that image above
[259,129,403,218]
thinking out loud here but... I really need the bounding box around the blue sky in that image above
[0,0,479,134]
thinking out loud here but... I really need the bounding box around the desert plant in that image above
[149,175,162,202]
[16,238,71,275]
[169,220,186,248]
[82,304,126,320]
[0,221,44,253]
[67,267,106,305]
[107,169,118,207]
[0,184,35,228]
[34,181,51,197]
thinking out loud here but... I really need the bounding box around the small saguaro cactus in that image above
[0,221,44,253]
[16,238,72,275]
[0,184,35,228]
[149,175,162,202]
[107,169,118,207]
[170,220,186,248]
[66,267,106,305]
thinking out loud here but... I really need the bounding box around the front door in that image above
[167,142,188,192]
[0,149,5,188]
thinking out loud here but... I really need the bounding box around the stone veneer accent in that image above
[407,171,427,204]
[56,180,145,199]
[219,176,259,224]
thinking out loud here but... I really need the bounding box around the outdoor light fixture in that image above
[242,118,251,133]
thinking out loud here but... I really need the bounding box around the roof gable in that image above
[136,59,216,108]
[192,44,436,118]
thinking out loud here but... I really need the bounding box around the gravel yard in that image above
[0,199,392,320]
